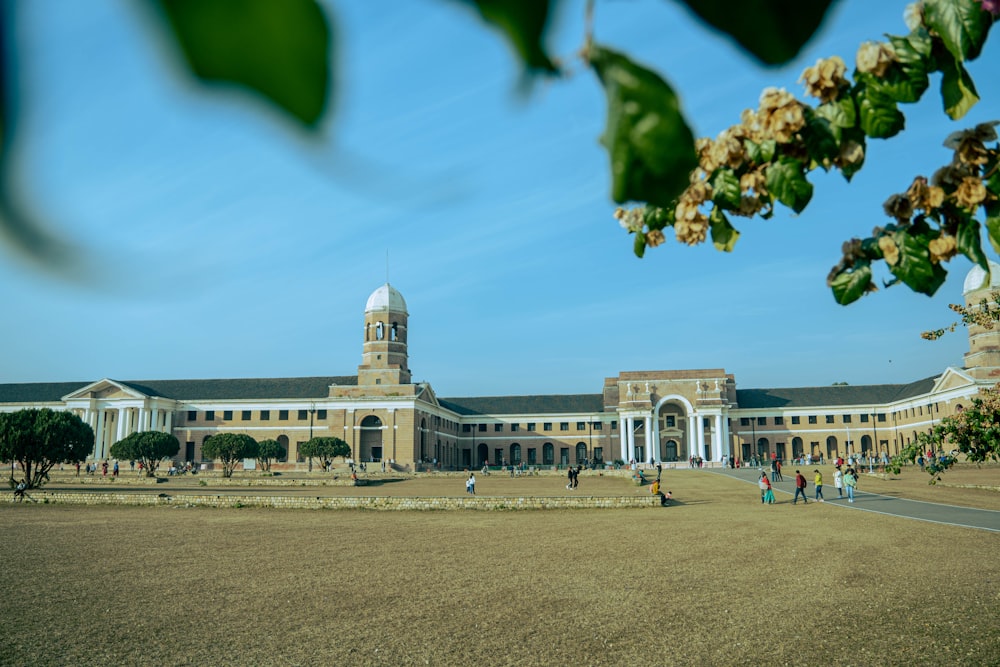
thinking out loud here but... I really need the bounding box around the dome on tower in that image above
[963,260,1000,294]
[365,283,408,314]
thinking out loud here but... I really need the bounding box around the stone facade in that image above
[3,269,1000,471]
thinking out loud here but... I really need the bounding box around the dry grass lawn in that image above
[1,466,998,666]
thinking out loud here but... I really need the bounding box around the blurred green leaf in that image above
[459,0,558,74]
[634,231,647,258]
[856,85,905,138]
[589,44,697,208]
[888,229,948,296]
[868,36,931,104]
[985,203,1000,255]
[939,56,980,120]
[765,158,812,213]
[153,0,332,128]
[956,217,988,270]
[709,206,739,252]
[802,112,839,167]
[744,139,777,164]
[923,0,993,62]
[830,262,872,305]
[676,0,836,66]
[814,96,856,129]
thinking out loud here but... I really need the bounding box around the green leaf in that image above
[634,232,647,258]
[985,205,1000,256]
[939,56,980,120]
[744,139,777,164]
[676,0,836,66]
[802,112,839,167]
[459,0,558,74]
[856,85,905,139]
[923,0,993,62]
[889,230,948,296]
[709,206,740,252]
[956,217,988,270]
[711,169,741,209]
[815,96,856,129]
[867,36,931,104]
[153,0,332,128]
[589,45,698,208]
[830,262,872,305]
[765,158,813,213]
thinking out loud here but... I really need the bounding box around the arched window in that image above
[826,435,838,458]
[792,437,803,458]
[510,443,521,464]
[376,321,384,340]
[576,442,587,463]
[391,322,398,341]
[860,434,872,454]
[361,415,383,428]
[756,437,769,458]
[542,443,554,465]
[277,435,289,462]
[420,418,427,461]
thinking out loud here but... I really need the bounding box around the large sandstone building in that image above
[4,265,1000,471]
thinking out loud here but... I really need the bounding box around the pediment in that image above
[931,367,976,394]
[62,379,149,402]
[415,383,441,409]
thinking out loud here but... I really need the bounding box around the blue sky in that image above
[1,0,997,397]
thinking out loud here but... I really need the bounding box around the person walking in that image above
[758,472,774,504]
[793,470,808,504]
[813,469,824,502]
[833,466,844,498]
[844,467,858,502]
[468,472,476,495]
[774,459,783,481]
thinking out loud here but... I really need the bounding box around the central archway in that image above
[359,415,384,462]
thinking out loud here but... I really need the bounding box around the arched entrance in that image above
[825,436,838,460]
[654,396,694,463]
[359,415,384,462]
[792,437,803,459]
[477,443,488,467]
[664,439,678,461]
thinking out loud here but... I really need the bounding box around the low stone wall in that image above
[3,492,659,511]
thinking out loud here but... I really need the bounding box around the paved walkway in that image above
[708,467,1000,533]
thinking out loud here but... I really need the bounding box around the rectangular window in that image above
[241,410,251,421]
[740,417,750,426]
[592,422,602,430]
[576,422,586,430]
[860,414,869,423]
[222,410,232,421]
[462,424,472,433]
[205,410,215,421]
[560,423,569,431]
[703,418,711,428]
[543,423,552,431]
[279,410,288,421]
[317,409,327,420]
[494,448,503,465]
[594,446,603,461]
[478,424,486,432]
[791,416,800,424]
[611,421,618,430]
[877,413,887,422]
[774,416,784,425]
[298,409,308,420]
[808,415,817,424]
[825,415,834,424]
[527,423,535,431]
[187,411,197,421]
[757,417,766,426]
[843,414,852,423]
[511,424,520,432]
[260,410,270,421]
[494,424,503,432]
[527,448,537,464]
[665,416,676,428]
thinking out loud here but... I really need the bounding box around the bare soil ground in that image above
[1,465,998,666]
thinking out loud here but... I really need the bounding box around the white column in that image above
[720,413,730,459]
[626,416,636,463]
[687,415,697,460]
[652,410,661,462]
[696,414,705,460]
[150,408,159,432]
[644,415,653,463]
[116,408,126,443]
[619,417,627,461]
[94,410,105,459]
[713,414,723,461]
[165,410,173,434]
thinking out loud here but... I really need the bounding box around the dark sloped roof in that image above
[735,376,939,409]
[0,376,358,404]
[439,394,605,416]
[0,382,92,404]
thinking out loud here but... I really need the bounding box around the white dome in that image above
[963,261,1000,294]
[365,283,408,314]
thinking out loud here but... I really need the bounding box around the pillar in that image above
[644,414,653,463]
[696,414,705,461]
[687,415,697,460]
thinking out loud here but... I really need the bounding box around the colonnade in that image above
[618,409,730,464]
[80,405,173,460]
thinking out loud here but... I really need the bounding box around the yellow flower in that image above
[954,176,987,210]
[757,88,805,143]
[856,41,897,78]
[646,229,666,247]
[882,193,912,221]
[879,236,900,266]
[674,197,709,245]
[837,140,865,169]
[929,235,957,264]
[905,176,945,211]
[799,56,847,103]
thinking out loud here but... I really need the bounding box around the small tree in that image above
[889,383,1000,482]
[201,433,258,478]
[299,437,350,471]
[0,408,94,489]
[255,439,285,472]
[110,431,180,477]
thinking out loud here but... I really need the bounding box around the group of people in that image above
[757,465,860,504]
[565,466,581,490]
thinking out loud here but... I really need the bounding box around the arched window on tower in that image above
[376,321,384,340]
[365,323,370,342]
[391,322,398,341]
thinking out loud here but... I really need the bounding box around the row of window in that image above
[739,413,889,427]
[460,421,614,434]
[187,409,329,423]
